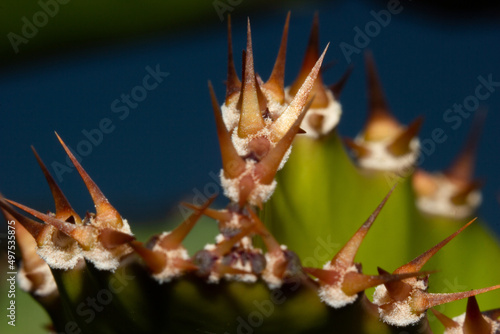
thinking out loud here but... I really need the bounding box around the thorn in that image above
[225,15,241,103]
[270,43,329,141]
[394,218,476,274]
[6,199,95,248]
[99,228,135,249]
[378,267,414,302]
[412,169,438,197]
[331,185,396,269]
[208,81,246,179]
[0,204,41,267]
[0,199,46,241]
[329,65,354,99]
[256,88,312,184]
[181,203,232,223]
[445,110,487,184]
[159,195,216,250]
[430,309,460,330]
[463,296,492,334]
[342,270,431,296]
[213,223,254,257]
[263,11,290,104]
[303,267,341,285]
[31,146,82,224]
[237,174,256,207]
[237,18,266,138]
[387,117,423,157]
[288,13,328,108]
[247,207,281,254]
[215,262,252,276]
[415,284,500,313]
[344,137,371,158]
[55,133,123,229]
[130,241,166,274]
[363,51,400,141]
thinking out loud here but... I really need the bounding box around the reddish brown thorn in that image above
[208,81,246,179]
[387,116,424,157]
[237,18,266,138]
[431,309,461,330]
[263,11,290,103]
[363,51,400,141]
[342,270,431,297]
[303,267,341,285]
[416,284,500,313]
[329,65,354,99]
[394,217,476,274]
[344,137,371,158]
[55,133,123,229]
[445,110,487,183]
[99,228,135,250]
[237,174,255,207]
[130,241,166,274]
[159,195,216,250]
[225,14,241,103]
[181,202,232,223]
[31,146,82,224]
[6,199,94,248]
[289,12,322,95]
[463,296,492,334]
[331,185,396,268]
[213,223,254,257]
[0,203,42,269]
[247,207,281,254]
[271,44,328,142]
[0,199,46,241]
[378,267,414,302]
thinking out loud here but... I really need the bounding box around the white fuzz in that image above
[317,262,359,309]
[151,232,190,284]
[220,165,277,206]
[36,226,83,270]
[416,174,482,220]
[354,136,420,173]
[285,89,342,139]
[18,263,57,297]
[221,102,240,132]
[447,313,500,334]
[223,257,257,283]
[373,279,428,327]
[262,245,287,289]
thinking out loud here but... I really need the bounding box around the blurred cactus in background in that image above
[1,11,500,334]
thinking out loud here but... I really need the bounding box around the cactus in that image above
[1,13,500,334]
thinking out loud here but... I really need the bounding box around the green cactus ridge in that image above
[1,14,500,334]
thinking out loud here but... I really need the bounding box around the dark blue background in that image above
[1,1,499,235]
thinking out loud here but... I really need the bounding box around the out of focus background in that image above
[0,0,500,331]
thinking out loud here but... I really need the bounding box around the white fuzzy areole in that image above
[284,88,342,139]
[223,256,257,283]
[416,173,482,220]
[448,313,500,334]
[36,226,84,270]
[219,164,277,206]
[373,279,427,327]
[82,218,134,272]
[149,231,190,284]
[18,262,57,297]
[262,245,288,289]
[318,262,359,309]
[354,135,420,173]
